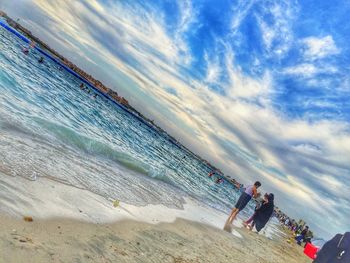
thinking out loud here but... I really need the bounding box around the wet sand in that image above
[0,216,311,263]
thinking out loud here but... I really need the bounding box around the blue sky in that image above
[1,0,350,238]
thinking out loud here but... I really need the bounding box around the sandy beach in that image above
[0,174,311,263]
[0,215,311,263]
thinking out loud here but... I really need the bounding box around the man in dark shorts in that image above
[224,181,261,231]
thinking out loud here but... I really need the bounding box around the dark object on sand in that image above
[38,57,44,63]
[313,232,350,263]
[253,193,274,232]
[23,216,33,222]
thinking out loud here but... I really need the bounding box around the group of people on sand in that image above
[223,180,275,233]
[277,215,314,246]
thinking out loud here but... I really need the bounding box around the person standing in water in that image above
[243,192,264,229]
[216,178,224,184]
[252,193,274,232]
[22,47,29,54]
[208,171,216,177]
[224,181,261,231]
[22,41,36,55]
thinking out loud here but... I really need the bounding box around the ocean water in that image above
[0,25,261,224]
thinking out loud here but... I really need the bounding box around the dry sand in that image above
[0,216,311,263]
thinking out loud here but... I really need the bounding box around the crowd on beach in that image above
[277,215,314,246]
[278,212,350,262]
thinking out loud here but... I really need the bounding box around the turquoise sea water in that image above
[0,25,258,219]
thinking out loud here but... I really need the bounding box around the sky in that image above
[1,0,349,239]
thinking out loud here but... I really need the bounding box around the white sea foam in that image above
[0,173,243,238]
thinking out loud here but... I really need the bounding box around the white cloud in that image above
[165,0,198,65]
[256,0,298,57]
[204,52,221,84]
[283,63,337,77]
[231,0,257,33]
[302,35,340,60]
[225,47,272,100]
[283,36,340,82]
[258,19,275,50]
[293,143,321,154]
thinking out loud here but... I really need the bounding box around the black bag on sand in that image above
[313,232,350,263]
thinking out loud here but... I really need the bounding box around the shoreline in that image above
[0,173,241,237]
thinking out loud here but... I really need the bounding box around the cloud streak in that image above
[302,35,340,60]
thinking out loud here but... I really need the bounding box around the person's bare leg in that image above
[244,213,255,225]
[224,219,232,231]
[224,208,239,231]
[249,221,255,231]
[229,209,239,223]
[224,209,235,230]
